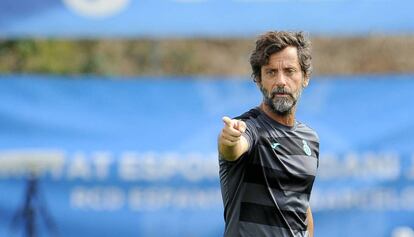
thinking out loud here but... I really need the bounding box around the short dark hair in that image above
[249,31,312,82]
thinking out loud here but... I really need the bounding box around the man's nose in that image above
[274,72,287,87]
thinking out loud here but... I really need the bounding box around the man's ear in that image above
[253,76,261,85]
[302,76,310,88]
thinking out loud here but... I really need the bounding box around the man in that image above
[218,31,319,237]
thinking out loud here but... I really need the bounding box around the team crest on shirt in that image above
[302,140,312,156]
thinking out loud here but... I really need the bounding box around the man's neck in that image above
[260,103,296,127]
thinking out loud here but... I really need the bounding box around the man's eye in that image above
[286,68,296,74]
[267,70,275,76]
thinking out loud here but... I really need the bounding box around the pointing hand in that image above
[220,116,247,146]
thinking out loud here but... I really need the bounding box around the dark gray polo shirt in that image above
[219,107,319,237]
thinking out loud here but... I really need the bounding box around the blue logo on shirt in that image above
[302,140,311,156]
[271,142,281,149]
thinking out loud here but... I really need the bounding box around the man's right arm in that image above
[218,116,249,161]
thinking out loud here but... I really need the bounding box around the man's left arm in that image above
[307,207,313,237]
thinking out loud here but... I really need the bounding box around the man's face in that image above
[258,46,309,115]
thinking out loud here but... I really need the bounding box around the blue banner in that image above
[0,74,414,237]
[0,0,413,38]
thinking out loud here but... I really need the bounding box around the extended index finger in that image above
[222,116,233,127]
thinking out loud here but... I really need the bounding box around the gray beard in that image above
[260,85,302,116]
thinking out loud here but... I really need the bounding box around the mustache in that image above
[270,87,294,98]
